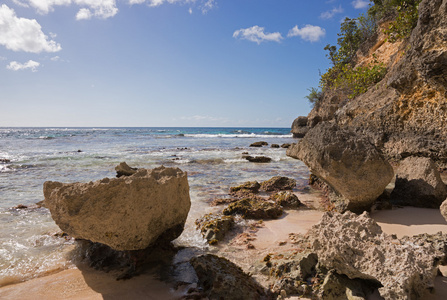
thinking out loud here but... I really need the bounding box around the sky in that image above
[0,0,370,127]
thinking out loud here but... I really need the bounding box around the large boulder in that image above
[287,122,393,212]
[43,166,191,251]
[291,116,309,138]
[390,156,447,208]
[309,211,442,300]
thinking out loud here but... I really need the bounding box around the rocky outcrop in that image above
[260,176,296,192]
[296,0,447,164]
[269,191,301,209]
[195,213,235,245]
[190,254,267,299]
[115,162,138,177]
[308,211,442,300]
[250,141,268,147]
[223,198,283,219]
[291,116,309,138]
[391,156,447,208]
[287,122,393,212]
[43,166,191,251]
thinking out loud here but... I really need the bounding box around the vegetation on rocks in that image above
[306,0,421,103]
[223,198,283,220]
[195,213,235,245]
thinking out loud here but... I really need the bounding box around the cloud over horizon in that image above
[233,25,283,44]
[7,60,41,72]
[287,24,325,42]
[0,5,62,53]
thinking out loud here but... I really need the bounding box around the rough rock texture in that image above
[260,176,296,192]
[250,141,268,147]
[245,156,272,163]
[287,122,394,212]
[223,198,283,220]
[190,254,267,300]
[115,162,138,178]
[308,211,441,300]
[291,116,309,138]
[300,0,447,164]
[43,166,191,251]
[391,156,447,207]
[441,199,447,223]
[269,191,301,209]
[195,213,234,245]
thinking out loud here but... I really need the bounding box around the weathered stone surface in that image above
[391,156,447,208]
[190,254,267,300]
[308,211,441,300]
[223,198,283,220]
[43,166,191,251]
[270,191,301,209]
[245,156,272,163]
[291,116,309,138]
[287,122,393,212]
[271,144,280,148]
[115,162,138,178]
[250,141,268,147]
[261,176,296,192]
[195,213,234,245]
[441,199,447,223]
[281,143,292,148]
[319,270,376,300]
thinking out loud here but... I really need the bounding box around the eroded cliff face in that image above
[306,0,447,163]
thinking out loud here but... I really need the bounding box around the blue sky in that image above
[0,0,370,127]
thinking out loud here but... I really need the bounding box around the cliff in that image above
[294,0,447,164]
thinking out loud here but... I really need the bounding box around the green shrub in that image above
[304,87,323,107]
[384,0,421,42]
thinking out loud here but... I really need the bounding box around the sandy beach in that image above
[2,203,447,300]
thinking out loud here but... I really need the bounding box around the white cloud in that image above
[200,0,215,14]
[179,115,229,123]
[129,0,216,14]
[188,7,192,14]
[16,0,118,19]
[320,5,343,19]
[0,5,62,53]
[7,60,40,72]
[352,0,369,9]
[233,25,283,44]
[50,55,60,61]
[287,24,326,42]
[0,56,6,60]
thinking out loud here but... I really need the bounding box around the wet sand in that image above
[2,206,447,300]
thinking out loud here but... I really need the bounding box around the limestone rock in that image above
[269,191,301,209]
[261,176,296,192]
[250,141,268,147]
[291,116,309,138]
[43,166,191,251]
[391,156,447,208]
[115,162,138,178]
[195,213,234,245]
[308,211,441,300]
[223,198,283,219]
[287,122,393,212]
[441,199,447,223]
[190,254,267,300]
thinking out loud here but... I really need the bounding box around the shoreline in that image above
[2,202,447,299]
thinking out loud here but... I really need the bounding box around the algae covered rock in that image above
[250,141,268,147]
[270,191,301,209]
[43,166,191,251]
[223,198,283,219]
[245,156,272,163]
[195,213,235,245]
[261,176,296,192]
[190,254,267,300]
[391,156,447,208]
[287,122,393,212]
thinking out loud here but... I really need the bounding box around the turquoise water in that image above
[0,127,309,285]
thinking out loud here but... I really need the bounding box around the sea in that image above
[0,127,310,286]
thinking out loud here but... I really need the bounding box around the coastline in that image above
[2,197,447,299]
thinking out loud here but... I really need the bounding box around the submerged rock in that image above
[287,122,393,212]
[281,143,292,148]
[195,213,235,245]
[43,166,191,251]
[223,198,283,219]
[245,156,272,163]
[250,141,268,147]
[308,211,441,300]
[190,254,267,300]
[271,144,280,148]
[390,156,447,208]
[261,176,296,192]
